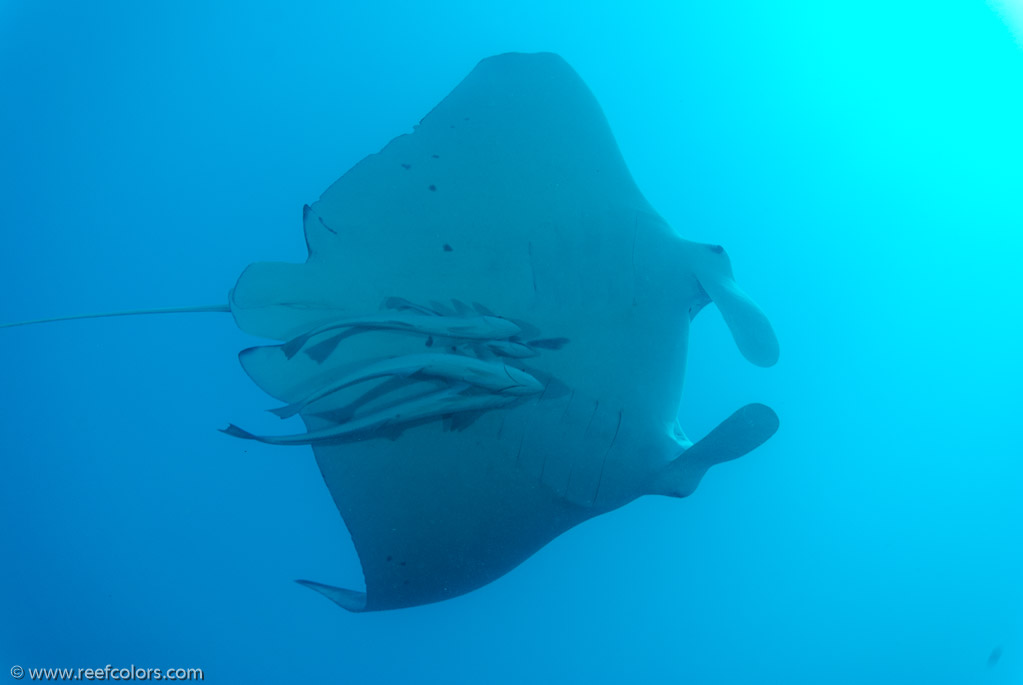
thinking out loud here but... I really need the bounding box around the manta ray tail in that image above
[295,579,368,612]
[653,403,779,498]
[0,304,230,329]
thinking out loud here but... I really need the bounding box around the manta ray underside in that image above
[1,52,779,613]
[226,52,780,612]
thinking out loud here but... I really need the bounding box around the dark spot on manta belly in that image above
[400,163,411,170]
[443,243,452,252]
[386,555,392,562]
[709,244,723,254]
[428,184,437,191]
[425,336,434,347]
[432,154,440,159]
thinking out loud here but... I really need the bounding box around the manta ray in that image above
[2,52,779,612]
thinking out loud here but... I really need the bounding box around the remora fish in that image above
[223,385,520,446]
[269,353,544,419]
[281,310,522,361]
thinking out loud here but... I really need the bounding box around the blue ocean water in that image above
[1,1,1020,683]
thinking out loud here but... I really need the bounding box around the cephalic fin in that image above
[686,242,779,368]
[653,403,779,498]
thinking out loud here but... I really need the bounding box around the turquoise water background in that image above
[2,1,1021,683]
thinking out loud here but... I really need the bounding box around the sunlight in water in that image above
[990,0,1023,44]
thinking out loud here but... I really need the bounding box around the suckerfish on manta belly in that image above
[0,52,779,613]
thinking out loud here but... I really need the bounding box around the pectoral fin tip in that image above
[220,424,257,440]
[295,579,368,612]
